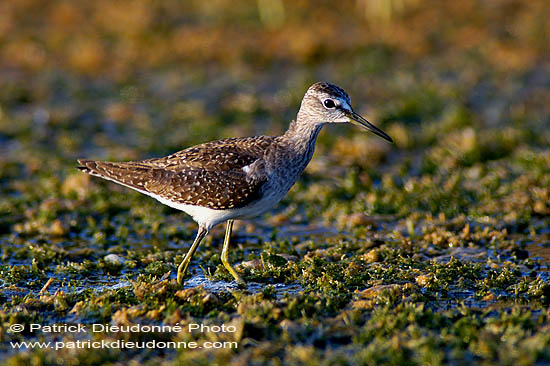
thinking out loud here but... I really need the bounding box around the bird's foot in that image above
[176,260,189,285]
[223,261,247,288]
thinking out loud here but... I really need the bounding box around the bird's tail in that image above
[76,159,154,194]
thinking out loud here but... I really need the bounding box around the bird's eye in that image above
[323,99,336,109]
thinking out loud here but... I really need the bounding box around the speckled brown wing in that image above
[77,136,274,210]
[141,136,274,171]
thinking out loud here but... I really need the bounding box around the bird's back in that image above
[78,136,276,210]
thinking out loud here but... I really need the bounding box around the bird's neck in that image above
[279,119,324,163]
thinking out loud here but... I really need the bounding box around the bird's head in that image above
[298,82,393,143]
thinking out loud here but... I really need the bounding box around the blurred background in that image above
[0,0,549,226]
[1,0,550,228]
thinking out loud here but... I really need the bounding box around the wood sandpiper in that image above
[77,82,393,287]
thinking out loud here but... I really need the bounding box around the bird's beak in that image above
[345,110,393,143]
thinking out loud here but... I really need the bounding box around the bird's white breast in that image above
[153,187,286,230]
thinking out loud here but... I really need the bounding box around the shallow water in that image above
[0,222,329,300]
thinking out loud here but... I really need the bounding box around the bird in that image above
[77,82,393,287]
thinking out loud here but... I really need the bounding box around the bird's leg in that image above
[177,226,208,285]
[221,219,246,286]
